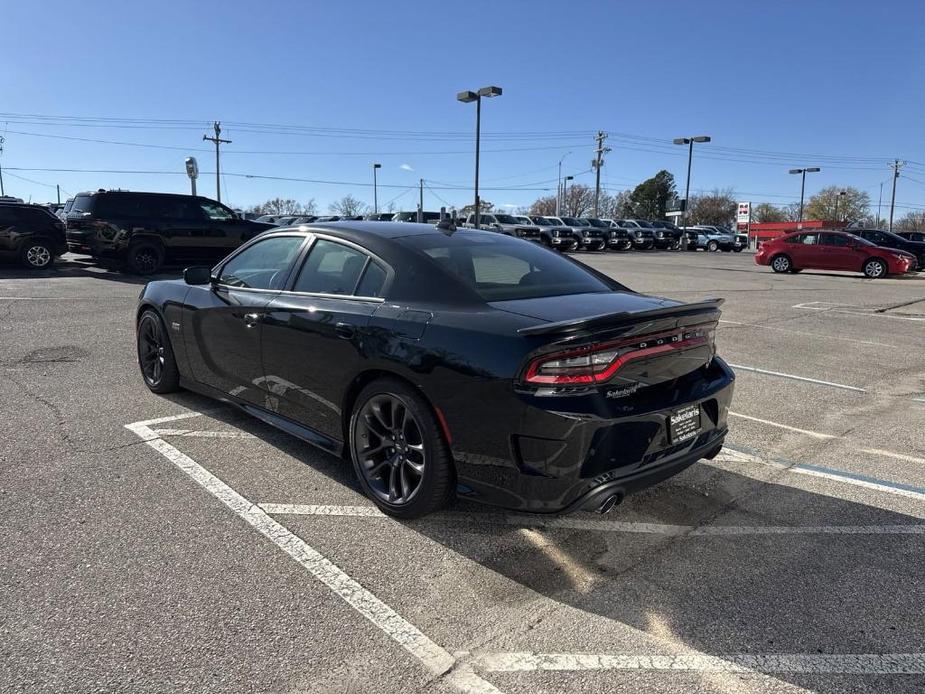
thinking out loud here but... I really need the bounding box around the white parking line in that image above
[727,364,866,392]
[259,503,925,536]
[125,413,503,694]
[713,447,925,505]
[718,319,899,348]
[728,412,838,439]
[151,428,257,439]
[471,651,925,675]
[859,448,925,465]
[792,302,925,322]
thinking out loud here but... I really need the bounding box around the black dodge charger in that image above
[135,221,735,518]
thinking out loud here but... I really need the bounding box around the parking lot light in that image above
[372,163,381,214]
[788,167,821,224]
[674,136,711,228]
[457,85,503,230]
[834,189,846,224]
[562,175,574,215]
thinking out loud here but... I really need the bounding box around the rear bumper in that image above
[452,358,736,514]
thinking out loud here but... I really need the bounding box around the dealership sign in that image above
[736,201,751,225]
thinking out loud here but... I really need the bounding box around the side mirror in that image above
[184,266,213,285]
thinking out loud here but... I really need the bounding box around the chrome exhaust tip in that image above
[597,493,624,515]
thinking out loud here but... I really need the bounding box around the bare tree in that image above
[804,186,870,223]
[687,188,737,226]
[460,199,495,216]
[301,198,318,215]
[528,195,557,216]
[249,197,303,215]
[598,190,633,219]
[751,202,788,223]
[561,184,595,217]
[329,195,368,216]
[895,211,925,231]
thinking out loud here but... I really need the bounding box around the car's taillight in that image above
[523,324,714,385]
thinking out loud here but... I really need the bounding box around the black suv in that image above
[851,228,925,270]
[65,190,275,274]
[0,202,68,269]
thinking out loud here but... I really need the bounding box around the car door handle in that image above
[335,322,355,339]
[243,312,261,328]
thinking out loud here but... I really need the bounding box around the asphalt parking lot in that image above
[2,250,924,694]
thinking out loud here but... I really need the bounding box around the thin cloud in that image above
[400,163,414,171]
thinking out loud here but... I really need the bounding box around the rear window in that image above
[404,232,615,301]
[70,194,94,214]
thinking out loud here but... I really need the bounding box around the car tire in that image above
[733,247,743,253]
[706,240,719,252]
[19,238,55,270]
[771,254,792,273]
[127,242,165,275]
[863,258,888,279]
[137,309,180,393]
[349,378,455,519]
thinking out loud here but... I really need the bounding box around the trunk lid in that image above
[493,292,723,392]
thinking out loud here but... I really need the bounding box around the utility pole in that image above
[592,131,610,217]
[418,178,424,222]
[372,163,381,214]
[888,159,905,232]
[202,121,231,202]
[56,184,60,204]
[0,134,5,197]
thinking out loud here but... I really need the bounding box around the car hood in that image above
[489,291,683,323]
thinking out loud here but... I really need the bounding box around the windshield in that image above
[847,234,877,247]
[494,214,519,224]
[515,217,533,224]
[632,220,653,228]
[585,218,608,228]
[561,217,588,226]
[531,217,552,226]
[403,233,615,301]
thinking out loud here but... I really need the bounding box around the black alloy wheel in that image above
[354,394,426,504]
[349,379,454,518]
[127,242,165,275]
[137,310,180,393]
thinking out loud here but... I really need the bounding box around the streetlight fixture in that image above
[834,189,847,225]
[562,175,574,215]
[556,151,572,216]
[457,85,502,230]
[788,167,821,224]
[372,163,382,214]
[673,136,711,228]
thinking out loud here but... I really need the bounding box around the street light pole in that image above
[673,136,711,227]
[888,159,906,233]
[457,86,502,230]
[372,163,381,214]
[834,190,846,225]
[562,175,574,215]
[556,151,571,216]
[788,167,821,225]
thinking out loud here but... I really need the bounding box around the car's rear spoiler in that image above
[516,298,724,336]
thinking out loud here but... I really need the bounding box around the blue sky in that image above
[3,0,925,215]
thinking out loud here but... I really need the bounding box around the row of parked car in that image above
[3,189,923,275]
[259,210,749,254]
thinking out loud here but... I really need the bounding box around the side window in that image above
[355,261,387,298]
[0,207,17,224]
[293,239,369,296]
[217,236,304,289]
[800,234,818,245]
[199,200,236,221]
[822,233,849,247]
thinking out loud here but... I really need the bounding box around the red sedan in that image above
[755,231,915,279]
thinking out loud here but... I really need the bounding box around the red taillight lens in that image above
[523,324,714,385]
